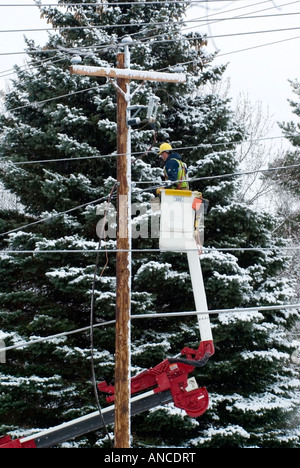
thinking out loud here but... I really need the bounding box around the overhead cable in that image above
[217,32,300,57]
[0,162,299,238]
[0,193,115,237]
[2,303,299,354]
[2,32,300,80]
[0,247,299,254]
[2,84,101,112]
[0,135,296,166]
[2,23,300,57]
[132,162,300,186]
[1,2,298,77]
[0,1,256,6]
[2,11,300,35]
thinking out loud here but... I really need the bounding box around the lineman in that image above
[158,143,189,190]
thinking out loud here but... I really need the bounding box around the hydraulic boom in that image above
[0,189,214,449]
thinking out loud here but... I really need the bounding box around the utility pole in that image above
[70,48,185,448]
[114,38,132,449]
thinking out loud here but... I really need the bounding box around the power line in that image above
[0,162,299,239]
[1,29,299,82]
[0,135,294,166]
[135,303,300,320]
[1,320,116,353]
[0,56,65,79]
[0,163,298,239]
[2,10,300,35]
[1,28,299,113]
[0,1,252,6]
[89,183,117,447]
[0,1,297,77]
[132,162,300,186]
[195,0,300,26]
[0,0,296,64]
[0,247,299,254]
[0,193,116,237]
[2,302,299,354]
[207,25,300,39]
[0,0,279,59]
[217,32,300,56]
[2,23,300,57]
[0,0,287,51]
[3,84,104,112]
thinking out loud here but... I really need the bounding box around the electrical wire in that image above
[0,0,296,63]
[1,246,300,254]
[1,134,297,166]
[0,160,299,239]
[132,162,300,186]
[217,32,300,56]
[0,1,256,6]
[0,0,289,74]
[0,56,65,79]
[0,193,116,237]
[2,303,299,354]
[1,30,299,85]
[1,320,116,353]
[2,9,300,35]
[1,32,299,121]
[89,182,117,447]
[2,22,300,58]
[0,0,298,440]
[3,84,102,112]
[1,3,299,110]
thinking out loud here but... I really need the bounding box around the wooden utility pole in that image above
[114,49,131,449]
[70,51,185,448]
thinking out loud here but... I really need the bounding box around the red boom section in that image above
[98,340,214,418]
[0,341,214,448]
[0,435,36,449]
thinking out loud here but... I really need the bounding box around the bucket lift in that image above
[98,189,214,415]
[159,188,214,355]
[0,189,214,449]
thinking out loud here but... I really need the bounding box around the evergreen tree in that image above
[275,79,300,200]
[0,0,299,448]
[267,79,300,300]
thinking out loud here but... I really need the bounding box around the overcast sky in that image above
[187,0,300,129]
[0,0,299,141]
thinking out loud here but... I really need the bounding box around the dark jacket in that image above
[164,152,183,182]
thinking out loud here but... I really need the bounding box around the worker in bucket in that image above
[158,142,189,190]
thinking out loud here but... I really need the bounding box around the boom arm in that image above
[98,248,214,420]
[0,390,173,448]
[0,189,214,449]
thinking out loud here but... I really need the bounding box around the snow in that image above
[227,392,297,414]
[131,340,171,357]
[135,260,189,282]
[71,64,186,83]
[218,311,264,325]
[190,424,251,446]
[35,235,99,251]
[0,373,61,389]
[1,1,299,449]
[241,349,290,363]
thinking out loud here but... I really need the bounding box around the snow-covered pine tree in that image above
[267,79,300,301]
[0,0,299,448]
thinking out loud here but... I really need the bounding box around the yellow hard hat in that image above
[158,143,172,155]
